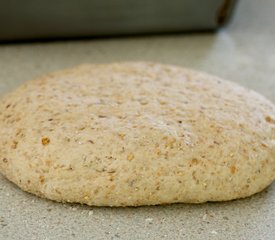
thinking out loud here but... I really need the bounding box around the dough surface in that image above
[0,62,274,206]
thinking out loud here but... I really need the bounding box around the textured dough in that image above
[0,62,274,206]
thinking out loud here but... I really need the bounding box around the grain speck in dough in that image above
[0,62,274,206]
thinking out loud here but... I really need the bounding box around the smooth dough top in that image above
[0,62,274,206]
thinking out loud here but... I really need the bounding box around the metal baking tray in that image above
[0,0,237,41]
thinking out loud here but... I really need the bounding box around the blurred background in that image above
[0,0,274,103]
[0,0,237,41]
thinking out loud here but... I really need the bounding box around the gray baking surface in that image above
[0,0,274,239]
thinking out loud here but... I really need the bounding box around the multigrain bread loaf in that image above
[0,62,274,206]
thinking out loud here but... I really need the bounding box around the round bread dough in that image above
[0,62,274,206]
